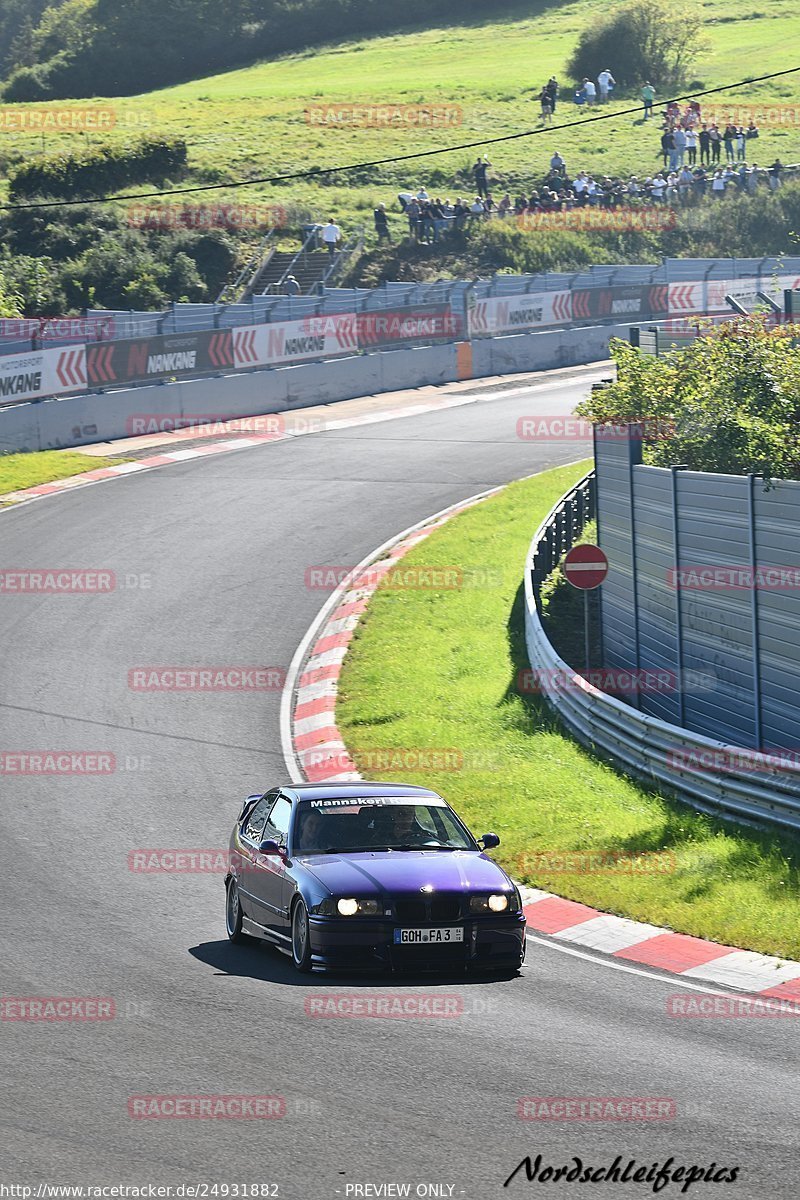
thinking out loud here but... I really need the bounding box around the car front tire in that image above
[225,877,251,944]
[291,899,313,973]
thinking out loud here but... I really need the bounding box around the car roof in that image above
[285,782,444,802]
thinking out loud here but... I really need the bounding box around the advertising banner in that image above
[86,330,233,387]
[232,315,358,369]
[0,345,87,407]
[468,292,570,336]
[572,285,668,322]
[355,305,463,347]
[670,275,800,316]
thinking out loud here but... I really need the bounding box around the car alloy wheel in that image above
[291,900,313,973]
[226,878,248,943]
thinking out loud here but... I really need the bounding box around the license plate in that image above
[394,927,464,944]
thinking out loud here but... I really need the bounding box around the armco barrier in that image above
[524,473,800,834]
[1,325,610,452]
[0,342,468,451]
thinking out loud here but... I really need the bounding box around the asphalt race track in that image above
[2,365,798,1199]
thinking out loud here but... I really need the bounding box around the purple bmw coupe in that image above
[225,781,526,973]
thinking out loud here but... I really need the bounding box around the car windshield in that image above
[293,799,476,854]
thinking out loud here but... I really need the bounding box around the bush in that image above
[575,323,800,483]
[566,0,709,90]
[8,136,188,200]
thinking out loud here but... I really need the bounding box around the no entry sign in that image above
[564,544,609,590]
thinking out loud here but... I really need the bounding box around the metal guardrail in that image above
[524,472,800,833]
[261,225,325,296]
[319,227,365,289]
[216,228,277,304]
[530,473,596,608]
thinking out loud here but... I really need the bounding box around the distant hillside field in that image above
[0,0,799,241]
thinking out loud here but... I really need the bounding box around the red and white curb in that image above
[283,489,800,998]
[0,432,286,507]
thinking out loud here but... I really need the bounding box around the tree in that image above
[566,0,709,90]
[575,323,800,484]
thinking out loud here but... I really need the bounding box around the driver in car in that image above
[369,804,432,847]
[296,806,330,852]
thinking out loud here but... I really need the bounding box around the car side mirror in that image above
[258,838,287,858]
[481,832,500,849]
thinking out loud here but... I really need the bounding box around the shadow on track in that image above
[190,939,519,987]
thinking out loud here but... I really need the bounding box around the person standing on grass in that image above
[661,127,675,170]
[373,202,391,242]
[769,159,783,190]
[685,127,697,165]
[582,77,596,106]
[698,124,710,165]
[709,124,722,163]
[736,127,746,161]
[473,157,491,199]
[597,68,615,104]
[321,217,341,258]
[406,197,420,240]
[672,126,686,167]
[545,76,559,112]
[711,169,726,198]
[641,81,655,119]
[678,165,693,205]
[538,87,553,124]
[723,123,736,163]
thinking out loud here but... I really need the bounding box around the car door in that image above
[246,793,294,942]
[236,790,278,929]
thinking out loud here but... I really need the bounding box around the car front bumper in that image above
[308,913,526,972]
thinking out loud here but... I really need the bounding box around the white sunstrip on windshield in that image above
[307,796,448,808]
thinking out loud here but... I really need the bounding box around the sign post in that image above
[563,544,609,674]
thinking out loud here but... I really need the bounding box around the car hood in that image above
[298,850,512,896]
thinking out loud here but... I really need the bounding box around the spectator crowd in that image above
[376,95,788,243]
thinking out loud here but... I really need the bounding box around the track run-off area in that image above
[1,364,797,1198]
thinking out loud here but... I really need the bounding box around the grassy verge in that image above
[0,0,797,235]
[0,450,123,500]
[337,461,800,960]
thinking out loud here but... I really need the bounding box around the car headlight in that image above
[470,893,511,913]
[336,897,380,917]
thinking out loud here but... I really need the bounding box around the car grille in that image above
[394,895,463,923]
